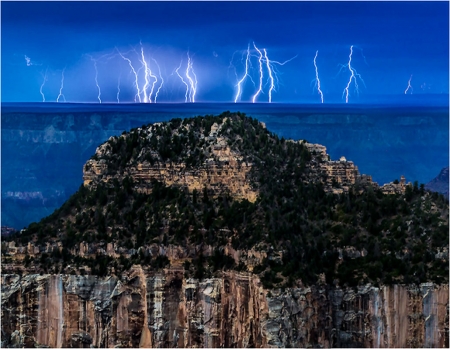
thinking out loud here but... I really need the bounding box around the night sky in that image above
[2,1,449,103]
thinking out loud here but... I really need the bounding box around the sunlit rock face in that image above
[2,267,448,348]
[83,121,258,203]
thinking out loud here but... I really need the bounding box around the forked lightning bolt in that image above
[39,67,48,102]
[263,49,275,103]
[185,52,197,103]
[56,68,66,102]
[404,75,413,94]
[147,65,158,103]
[263,52,298,100]
[117,73,121,103]
[232,42,296,103]
[313,51,324,103]
[235,44,252,103]
[86,55,102,103]
[116,48,142,103]
[341,45,366,103]
[152,58,164,103]
[252,43,264,103]
[175,60,189,103]
[139,44,151,103]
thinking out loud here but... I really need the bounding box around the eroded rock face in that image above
[83,122,258,202]
[2,267,448,348]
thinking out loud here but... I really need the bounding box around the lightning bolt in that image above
[235,44,252,103]
[313,51,324,103]
[139,43,151,103]
[261,49,297,102]
[117,73,121,103]
[39,67,48,102]
[85,55,102,103]
[147,64,158,103]
[116,48,142,103]
[185,52,197,103]
[56,68,66,103]
[252,42,297,103]
[93,59,101,103]
[152,58,164,103]
[252,43,264,103]
[227,50,241,81]
[341,45,366,103]
[360,48,369,66]
[175,60,189,103]
[263,48,275,103]
[404,75,413,94]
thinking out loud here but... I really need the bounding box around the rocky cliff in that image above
[2,267,448,348]
[83,119,258,202]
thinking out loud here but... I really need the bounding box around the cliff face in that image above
[2,267,448,348]
[83,121,258,202]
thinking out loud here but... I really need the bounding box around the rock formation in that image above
[426,167,449,198]
[2,267,448,348]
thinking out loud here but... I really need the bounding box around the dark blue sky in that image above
[2,1,449,103]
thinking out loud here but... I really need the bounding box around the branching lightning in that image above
[404,75,413,94]
[139,44,151,103]
[152,58,164,103]
[175,60,189,103]
[313,51,324,103]
[341,45,366,103]
[185,52,197,103]
[251,43,264,103]
[56,68,66,103]
[263,48,275,103]
[93,59,101,103]
[231,42,296,103]
[39,67,48,102]
[117,73,121,103]
[234,45,253,103]
[85,54,103,103]
[116,48,142,103]
[147,62,158,103]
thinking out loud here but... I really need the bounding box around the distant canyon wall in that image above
[2,266,448,348]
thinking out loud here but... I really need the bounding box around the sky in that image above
[1,1,449,104]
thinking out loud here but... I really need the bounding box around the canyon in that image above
[2,109,448,348]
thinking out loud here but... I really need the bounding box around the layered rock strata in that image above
[2,267,448,348]
[83,123,258,202]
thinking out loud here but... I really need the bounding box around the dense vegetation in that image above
[3,112,448,288]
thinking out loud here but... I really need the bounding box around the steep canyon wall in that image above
[2,267,448,348]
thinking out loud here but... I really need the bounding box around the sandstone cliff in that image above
[2,267,448,348]
[83,119,258,202]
